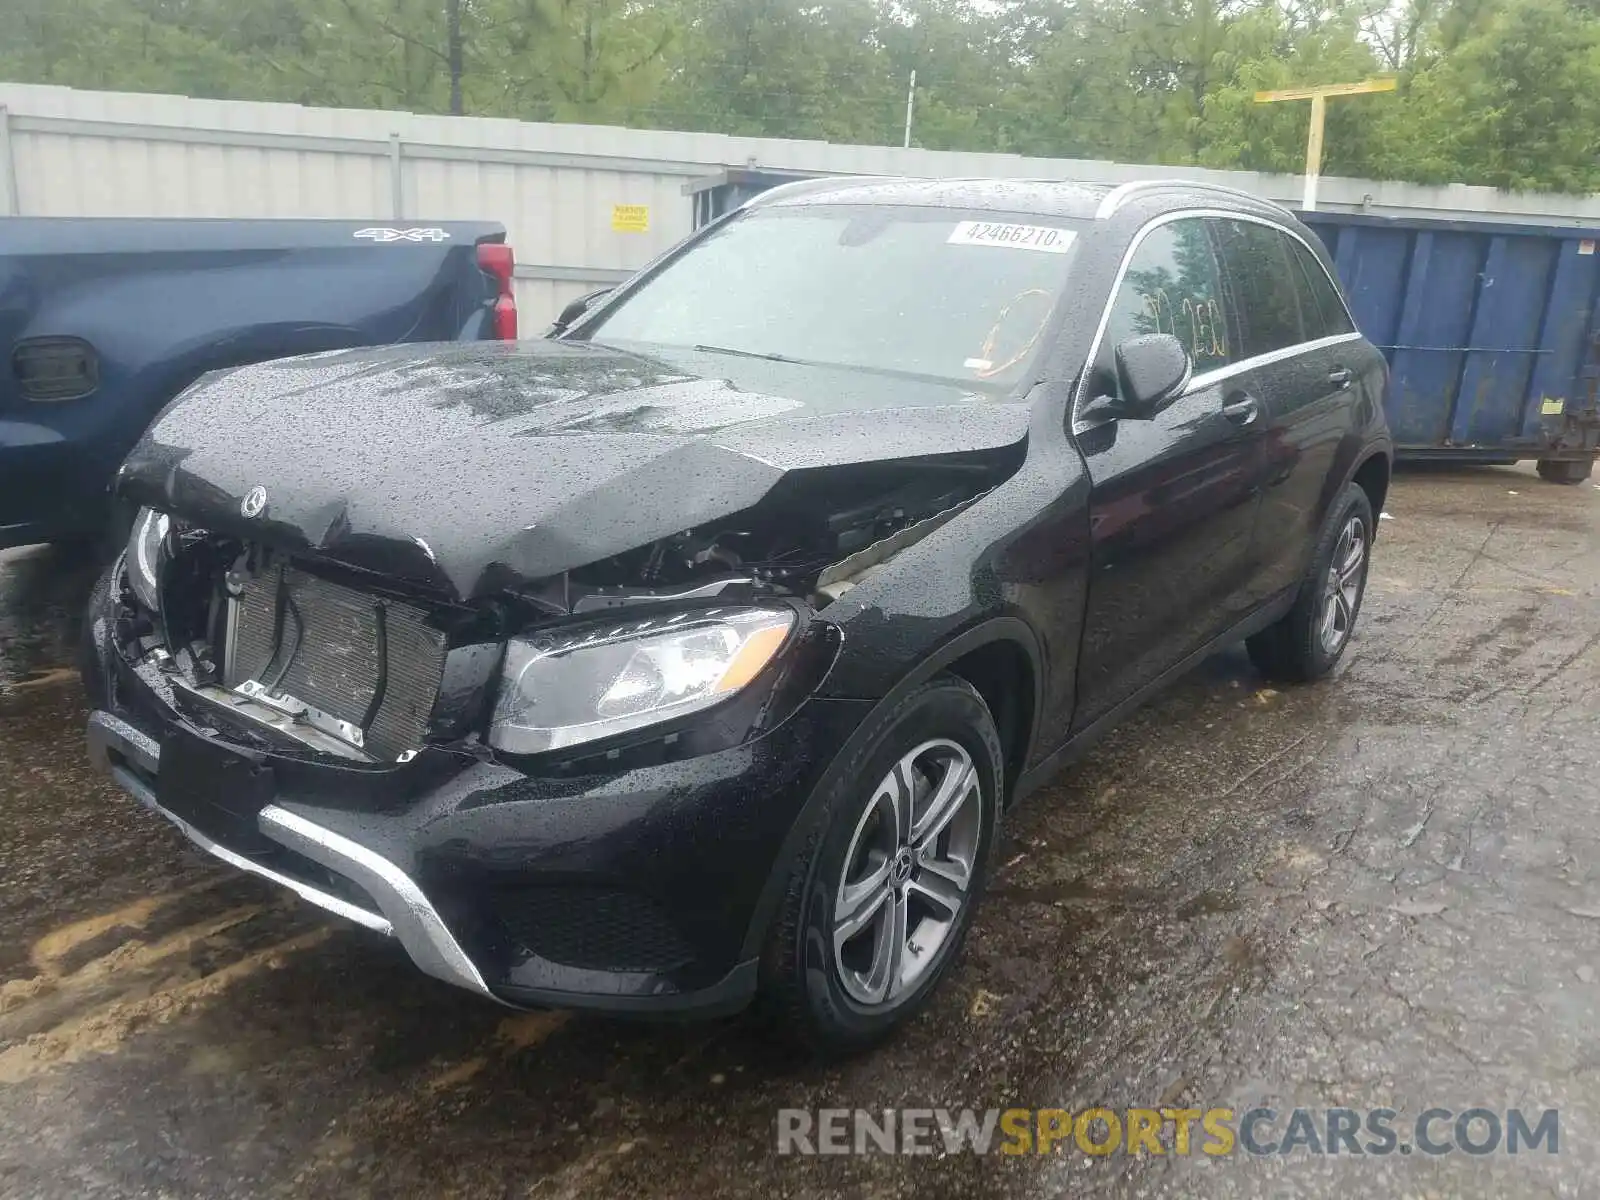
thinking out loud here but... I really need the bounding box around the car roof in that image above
[748,176,1290,224]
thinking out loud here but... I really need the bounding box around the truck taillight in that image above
[476,243,517,340]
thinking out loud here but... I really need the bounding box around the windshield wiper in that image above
[686,343,987,389]
[691,344,798,364]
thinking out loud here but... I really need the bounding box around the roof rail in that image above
[743,175,879,210]
[1094,178,1288,220]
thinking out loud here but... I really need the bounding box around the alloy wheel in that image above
[1319,514,1367,655]
[832,738,983,1007]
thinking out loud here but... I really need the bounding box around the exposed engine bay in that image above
[511,452,1014,614]
[114,450,1018,767]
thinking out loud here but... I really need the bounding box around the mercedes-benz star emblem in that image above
[891,848,915,886]
[240,486,268,518]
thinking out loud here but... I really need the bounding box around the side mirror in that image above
[1113,334,1192,419]
[550,288,613,335]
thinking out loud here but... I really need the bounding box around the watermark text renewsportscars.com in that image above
[777,1106,1560,1157]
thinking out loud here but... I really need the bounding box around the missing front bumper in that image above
[85,709,497,1002]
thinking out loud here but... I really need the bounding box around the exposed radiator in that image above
[225,565,446,761]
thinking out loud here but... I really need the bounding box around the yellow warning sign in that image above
[611,204,650,233]
[1541,396,1566,416]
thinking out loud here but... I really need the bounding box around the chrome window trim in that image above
[1071,207,1360,433]
[1187,331,1364,391]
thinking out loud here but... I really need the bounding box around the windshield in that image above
[579,205,1083,389]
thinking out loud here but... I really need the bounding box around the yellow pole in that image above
[1304,93,1326,211]
[1254,78,1395,212]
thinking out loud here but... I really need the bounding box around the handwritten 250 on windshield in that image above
[776,1105,1561,1157]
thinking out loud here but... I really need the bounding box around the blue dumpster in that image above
[684,173,1600,477]
[1303,211,1600,477]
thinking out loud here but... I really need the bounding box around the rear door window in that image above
[1288,241,1356,337]
[1101,218,1229,373]
[1215,220,1307,359]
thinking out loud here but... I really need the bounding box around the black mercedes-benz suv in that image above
[83,178,1392,1053]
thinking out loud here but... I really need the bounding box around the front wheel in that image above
[1247,483,1374,682]
[759,676,1002,1056]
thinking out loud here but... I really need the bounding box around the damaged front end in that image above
[122,532,469,763]
[82,272,1044,1013]
[111,449,1017,769]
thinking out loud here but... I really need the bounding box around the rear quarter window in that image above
[1215,220,1307,359]
[1289,241,1356,337]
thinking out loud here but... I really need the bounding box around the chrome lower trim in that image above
[150,781,393,935]
[86,714,392,936]
[87,710,160,775]
[260,806,493,999]
[86,708,496,1000]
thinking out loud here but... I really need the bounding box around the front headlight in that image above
[489,608,796,754]
[125,506,169,612]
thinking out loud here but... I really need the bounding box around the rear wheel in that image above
[1536,457,1594,485]
[1247,483,1373,682]
[759,676,1001,1056]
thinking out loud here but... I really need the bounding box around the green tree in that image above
[1201,9,1389,175]
[649,0,899,138]
[4,0,1600,192]
[1377,0,1600,189]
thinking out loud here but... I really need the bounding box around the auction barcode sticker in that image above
[948,221,1076,253]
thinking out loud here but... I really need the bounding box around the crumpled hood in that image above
[117,339,1030,601]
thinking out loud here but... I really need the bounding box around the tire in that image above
[759,675,1002,1056]
[1247,482,1374,682]
[1537,457,1594,485]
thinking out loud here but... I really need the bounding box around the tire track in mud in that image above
[0,883,333,1083]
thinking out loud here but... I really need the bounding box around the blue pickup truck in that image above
[0,217,516,549]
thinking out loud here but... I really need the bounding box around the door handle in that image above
[1329,367,1354,389]
[1221,394,1260,426]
